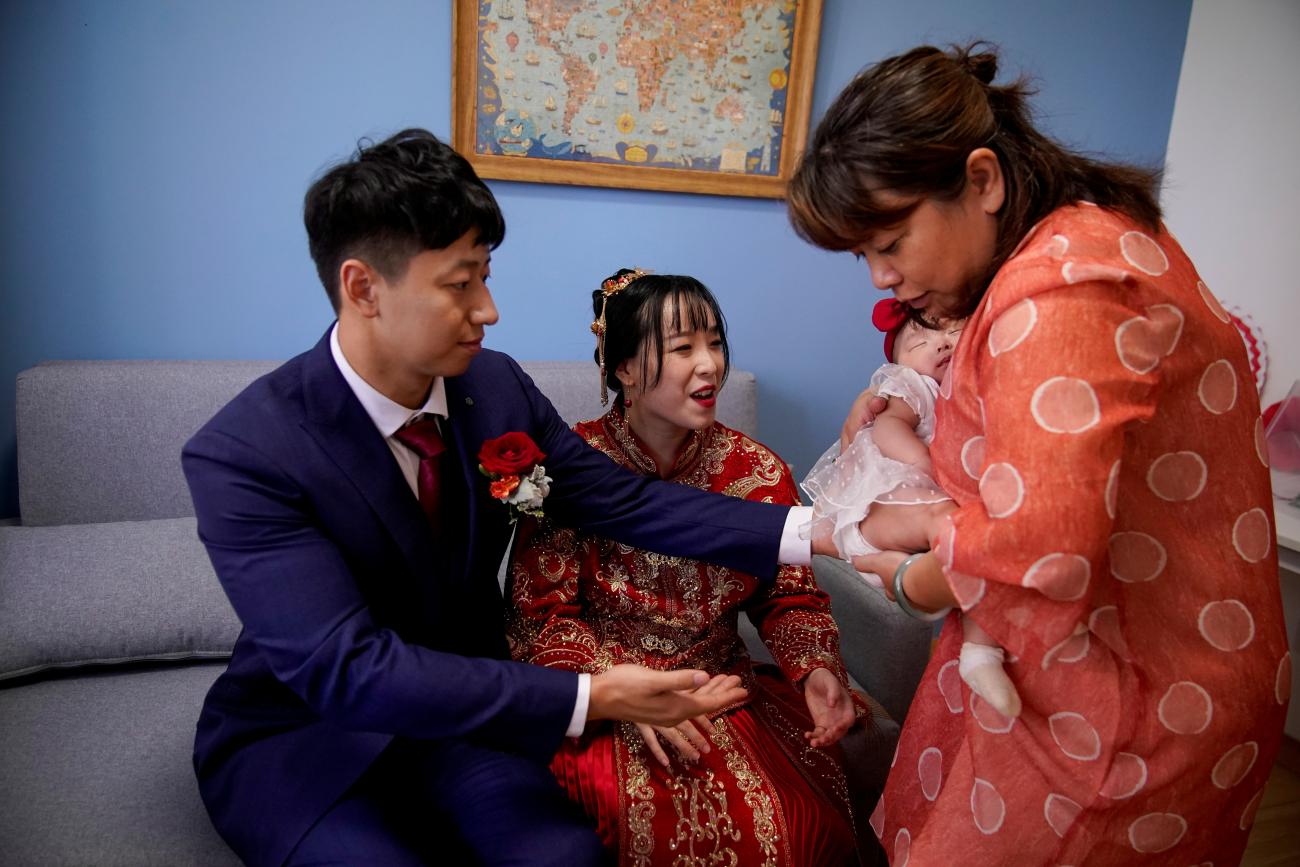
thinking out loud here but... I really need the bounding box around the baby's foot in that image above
[959,642,1022,718]
[832,524,885,591]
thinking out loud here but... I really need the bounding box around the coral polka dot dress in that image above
[874,204,1289,865]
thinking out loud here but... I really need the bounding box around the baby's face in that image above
[894,319,964,383]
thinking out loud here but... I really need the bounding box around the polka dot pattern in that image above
[948,570,987,611]
[1232,508,1271,563]
[1088,605,1131,659]
[1158,681,1213,734]
[1042,625,1090,670]
[988,299,1037,356]
[970,778,1006,835]
[1031,377,1101,434]
[1099,752,1148,800]
[1024,553,1091,601]
[1120,231,1170,275]
[1129,812,1187,853]
[1198,280,1231,323]
[1108,532,1166,583]
[1198,600,1255,651]
[1062,261,1132,286]
[937,660,964,714]
[1114,304,1184,374]
[894,827,911,866]
[870,797,885,838]
[884,206,1287,864]
[918,748,943,801]
[1147,451,1207,501]
[1198,360,1237,415]
[1240,789,1264,831]
[979,462,1024,518]
[1049,712,1101,760]
[1044,233,1070,258]
[1211,742,1258,789]
[1044,793,1082,838]
[960,436,987,480]
[971,692,1016,734]
[1104,460,1120,519]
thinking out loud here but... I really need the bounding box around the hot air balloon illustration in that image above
[506,31,519,53]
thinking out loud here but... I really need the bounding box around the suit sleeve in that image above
[742,460,850,687]
[505,358,788,583]
[183,425,577,759]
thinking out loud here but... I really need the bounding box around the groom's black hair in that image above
[304,128,505,311]
[593,270,731,400]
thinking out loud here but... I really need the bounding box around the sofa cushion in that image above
[0,517,239,681]
[0,663,241,865]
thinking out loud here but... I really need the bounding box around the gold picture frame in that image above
[452,0,823,199]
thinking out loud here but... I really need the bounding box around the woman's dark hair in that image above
[593,270,730,400]
[303,128,505,311]
[787,42,1163,317]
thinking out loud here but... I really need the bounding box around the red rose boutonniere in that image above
[477,432,551,522]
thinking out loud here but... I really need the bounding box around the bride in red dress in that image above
[507,269,864,867]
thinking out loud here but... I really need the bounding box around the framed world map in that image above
[451,0,823,198]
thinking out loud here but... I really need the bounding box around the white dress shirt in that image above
[330,325,812,738]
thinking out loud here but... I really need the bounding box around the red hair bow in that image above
[872,299,908,333]
[872,299,908,361]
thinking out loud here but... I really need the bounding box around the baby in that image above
[803,299,1021,718]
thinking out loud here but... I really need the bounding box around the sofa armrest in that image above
[812,555,932,725]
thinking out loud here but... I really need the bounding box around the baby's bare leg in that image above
[960,618,1022,718]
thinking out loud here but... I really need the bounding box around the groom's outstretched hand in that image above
[588,665,746,727]
[841,389,889,452]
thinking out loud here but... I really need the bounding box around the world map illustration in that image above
[472,0,805,176]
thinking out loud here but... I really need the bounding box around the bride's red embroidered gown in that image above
[507,408,862,867]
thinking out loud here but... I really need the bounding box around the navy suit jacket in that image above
[182,331,788,865]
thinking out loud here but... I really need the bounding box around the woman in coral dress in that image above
[786,44,1288,865]
[507,270,865,866]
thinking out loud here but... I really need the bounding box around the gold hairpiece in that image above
[591,268,649,406]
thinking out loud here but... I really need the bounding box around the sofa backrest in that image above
[15,359,757,526]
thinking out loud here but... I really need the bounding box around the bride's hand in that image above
[802,668,856,748]
[634,717,713,768]
[841,389,889,452]
[633,675,730,767]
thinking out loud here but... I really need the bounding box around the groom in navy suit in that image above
[185,129,818,865]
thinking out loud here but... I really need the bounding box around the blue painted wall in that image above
[0,0,1191,519]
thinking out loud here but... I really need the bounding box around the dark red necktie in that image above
[393,416,446,528]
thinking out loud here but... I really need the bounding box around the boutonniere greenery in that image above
[477,432,551,522]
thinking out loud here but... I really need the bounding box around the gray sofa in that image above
[0,359,932,865]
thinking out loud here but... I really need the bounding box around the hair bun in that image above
[959,44,999,85]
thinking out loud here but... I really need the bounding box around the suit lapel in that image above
[442,378,486,586]
[298,332,437,577]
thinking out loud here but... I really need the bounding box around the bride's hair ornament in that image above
[592,268,649,405]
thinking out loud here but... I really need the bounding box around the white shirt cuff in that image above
[566,672,591,738]
[779,506,814,566]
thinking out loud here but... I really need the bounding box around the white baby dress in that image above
[801,364,950,565]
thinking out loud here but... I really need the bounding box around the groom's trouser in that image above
[286,736,608,866]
